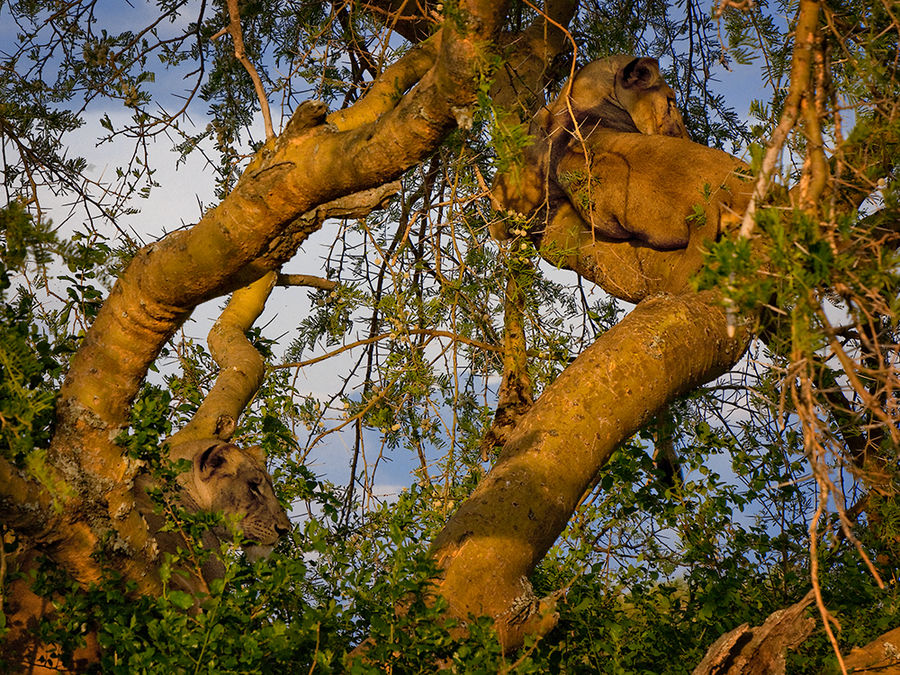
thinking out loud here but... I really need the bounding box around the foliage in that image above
[0,204,75,464]
[1,0,898,671]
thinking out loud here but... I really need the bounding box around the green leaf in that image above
[167,590,195,611]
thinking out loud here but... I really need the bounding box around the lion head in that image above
[183,441,292,559]
[539,55,688,142]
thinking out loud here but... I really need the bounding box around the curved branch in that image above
[327,35,441,131]
[42,0,508,590]
[168,271,277,450]
[431,292,749,651]
[491,0,579,118]
[481,262,534,458]
[216,0,275,140]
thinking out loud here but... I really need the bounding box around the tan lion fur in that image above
[2,440,291,674]
[491,55,688,237]
[138,439,292,586]
[492,55,752,302]
[546,131,752,302]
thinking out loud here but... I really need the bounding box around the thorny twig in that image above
[793,363,849,675]
[737,0,820,240]
[213,0,274,141]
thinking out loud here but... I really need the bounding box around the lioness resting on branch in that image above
[493,55,753,303]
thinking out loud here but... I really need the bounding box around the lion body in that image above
[492,56,751,302]
[546,132,752,302]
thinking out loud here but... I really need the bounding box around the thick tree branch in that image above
[800,34,830,208]
[431,291,749,651]
[168,271,277,449]
[327,36,441,131]
[481,265,534,459]
[483,0,578,457]
[491,0,578,119]
[363,0,440,44]
[693,591,816,674]
[843,625,900,673]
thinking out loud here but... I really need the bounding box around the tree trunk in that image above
[692,591,816,675]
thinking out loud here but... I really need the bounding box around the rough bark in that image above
[481,266,535,458]
[431,291,750,650]
[843,626,900,674]
[168,271,277,448]
[491,0,578,119]
[692,591,816,675]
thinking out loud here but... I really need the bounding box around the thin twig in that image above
[276,328,501,370]
[276,273,339,290]
[737,0,820,239]
[216,0,274,140]
[818,309,900,444]
[809,478,848,675]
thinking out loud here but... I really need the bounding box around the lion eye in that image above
[249,480,263,497]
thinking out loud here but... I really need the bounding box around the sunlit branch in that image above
[168,271,277,449]
[738,0,820,238]
[327,33,440,131]
[798,34,829,209]
[276,274,339,290]
[214,0,275,141]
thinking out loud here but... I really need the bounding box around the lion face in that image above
[189,442,292,558]
[541,55,688,142]
[613,57,687,138]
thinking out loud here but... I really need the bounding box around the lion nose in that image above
[275,522,291,537]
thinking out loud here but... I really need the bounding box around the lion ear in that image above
[197,442,229,480]
[245,445,267,466]
[621,57,660,90]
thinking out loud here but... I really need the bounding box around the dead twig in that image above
[738,0,820,239]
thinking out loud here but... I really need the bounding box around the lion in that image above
[540,55,688,141]
[543,131,752,302]
[137,439,293,587]
[491,55,688,234]
[492,55,753,302]
[2,440,291,673]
